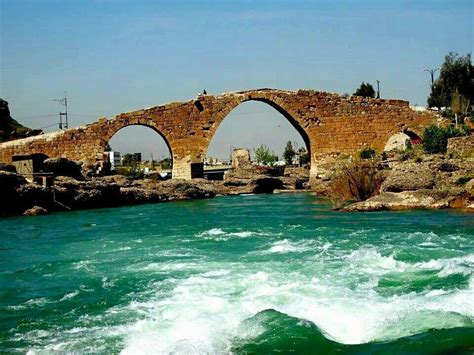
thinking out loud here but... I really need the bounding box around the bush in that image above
[422,126,448,153]
[327,159,384,209]
[359,147,376,159]
[422,124,470,154]
[399,148,413,161]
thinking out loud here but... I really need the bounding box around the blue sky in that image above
[1,0,472,159]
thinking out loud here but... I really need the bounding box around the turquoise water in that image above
[0,193,473,353]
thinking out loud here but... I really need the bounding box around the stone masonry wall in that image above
[0,89,438,180]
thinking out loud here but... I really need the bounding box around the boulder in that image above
[0,162,16,173]
[0,171,29,216]
[160,179,217,199]
[0,170,27,188]
[438,161,458,172]
[44,158,85,181]
[119,187,168,204]
[343,191,448,211]
[23,206,48,216]
[465,179,474,197]
[383,132,410,152]
[281,167,310,189]
[382,163,435,192]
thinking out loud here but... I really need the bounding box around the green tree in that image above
[299,151,309,166]
[283,141,296,165]
[353,82,375,98]
[254,144,277,166]
[121,153,136,166]
[451,88,470,126]
[159,157,171,169]
[427,52,473,110]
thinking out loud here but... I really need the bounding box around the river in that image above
[1,193,473,353]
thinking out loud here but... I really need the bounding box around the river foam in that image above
[118,248,474,352]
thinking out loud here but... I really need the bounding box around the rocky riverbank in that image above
[341,155,473,212]
[0,161,310,217]
[1,152,472,217]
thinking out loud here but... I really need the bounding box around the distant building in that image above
[108,151,121,169]
[409,105,427,112]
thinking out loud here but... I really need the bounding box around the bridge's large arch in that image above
[203,94,312,164]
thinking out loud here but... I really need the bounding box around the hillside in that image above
[0,99,43,143]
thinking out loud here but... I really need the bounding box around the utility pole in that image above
[423,68,439,88]
[376,80,380,99]
[53,92,68,129]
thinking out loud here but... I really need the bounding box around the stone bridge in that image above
[0,88,437,179]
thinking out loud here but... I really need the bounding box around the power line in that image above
[38,123,59,129]
[15,114,58,120]
[53,91,69,129]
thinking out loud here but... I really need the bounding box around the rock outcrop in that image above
[343,155,473,212]
[23,206,48,216]
[222,165,291,194]
[0,156,313,217]
[44,158,85,181]
[381,163,435,192]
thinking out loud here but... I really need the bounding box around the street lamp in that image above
[423,68,440,87]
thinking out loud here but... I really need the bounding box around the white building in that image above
[109,151,121,169]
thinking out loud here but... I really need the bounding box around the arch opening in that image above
[403,130,422,145]
[105,124,172,178]
[205,99,310,180]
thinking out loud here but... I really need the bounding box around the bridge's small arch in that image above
[105,124,173,174]
[205,96,311,168]
[403,129,422,145]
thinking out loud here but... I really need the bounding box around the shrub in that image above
[414,156,423,163]
[327,159,384,209]
[399,148,413,161]
[422,124,471,154]
[446,124,471,137]
[422,125,448,153]
[359,147,376,159]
